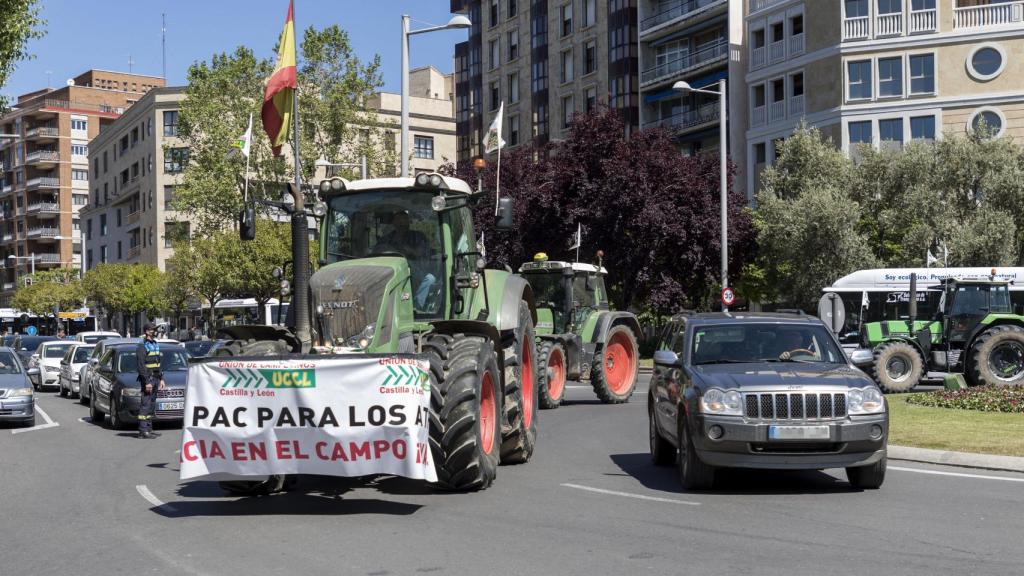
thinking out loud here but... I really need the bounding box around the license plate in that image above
[768,425,830,440]
[158,401,184,411]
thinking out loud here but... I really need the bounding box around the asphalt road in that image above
[3,376,1023,576]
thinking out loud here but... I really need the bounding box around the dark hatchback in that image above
[89,343,189,429]
[649,312,887,491]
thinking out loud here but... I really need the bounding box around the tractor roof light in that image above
[319,177,347,194]
[311,202,328,218]
[473,158,487,172]
[431,195,447,212]
[534,252,549,262]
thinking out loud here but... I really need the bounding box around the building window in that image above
[86,249,92,269]
[73,194,87,206]
[490,81,501,111]
[131,127,139,147]
[561,3,573,37]
[71,119,87,131]
[120,135,129,153]
[508,72,519,103]
[508,29,519,61]
[100,214,108,236]
[163,110,179,136]
[489,39,500,70]
[582,0,596,27]
[912,0,935,9]
[121,169,129,186]
[93,157,99,174]
[562,94,574,128]
[910,115,935,141]
[164,147,189,173]
[791,13,804,38]
[71,143,88,156]
[849,120,872,146]
[877,0,901,15]
[584,40,596,75]
[754,142,767,164]
[413,136,434,159]
[845,0,869,18]
[117,208,122,227]
[967,44,1005,81]
[847,60,872,100]
[102,151,107,173]
[509,115,520,146]
[72,169,88,181]
[969,108,1005,137]
[878,57,903,97]
[164,185,176,211]
[101,245,107,263]
[561,49,574,83]
[909,54,935,94]
[117,241,122,260]
[73,219,80,232]
[534,101,548,136]
[508,0,517,17]
[531,59,548,92]
[585,86,597,111]
[490,0,499,27]
[86,219,92,241]
[879,118,903,148]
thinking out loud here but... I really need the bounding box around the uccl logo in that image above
[221,368,316,388]
[381,365,430,392]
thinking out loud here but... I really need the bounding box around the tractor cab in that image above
[518,254,608,335]
[934,278,1012,343]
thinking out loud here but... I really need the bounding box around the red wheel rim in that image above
[480,371,496,455]
[522,339,535,428]
[604,331,636,395]
[548,347,566,401]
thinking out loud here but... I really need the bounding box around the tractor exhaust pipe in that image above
[908,272,918,337]
[287,182,312,352]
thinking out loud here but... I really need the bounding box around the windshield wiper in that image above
[326,249,357,260]
[695,359,752,365]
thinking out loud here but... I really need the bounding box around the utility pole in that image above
[161,13,167,80]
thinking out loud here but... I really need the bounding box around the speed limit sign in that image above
[721,287,736,307]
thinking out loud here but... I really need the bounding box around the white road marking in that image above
[11,404,59,435]
[136,484,178,513]
[889,466,1024,483]
[561,483,701,506]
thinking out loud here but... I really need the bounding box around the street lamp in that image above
[674,79,729,311]
[7,253,37,276]
[401,13,472,177]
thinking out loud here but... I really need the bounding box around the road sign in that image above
[58,312,87,319]
[818,293,847,334]
[25,325,37,336]
[721,287,736,307]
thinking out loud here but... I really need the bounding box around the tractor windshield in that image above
[324,191,444,314]
[951,284,1010,317]
[526,272,570,332]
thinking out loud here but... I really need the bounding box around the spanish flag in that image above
[262,0,297,156]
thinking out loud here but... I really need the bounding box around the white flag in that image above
[569,223,581,250]
[927,249,937,267]
[484,102,506,154]
[234,113,253,158]
[861,291,869,310]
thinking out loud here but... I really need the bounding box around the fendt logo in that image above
[381,365,430,392]
[221,368,317,389]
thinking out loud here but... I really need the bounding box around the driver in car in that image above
[374,211,436,309]
[776,329,812,360]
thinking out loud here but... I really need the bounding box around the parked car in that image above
[58,343,95,398]
[74,331,121,344]
[649,311,888,491]
[90,343,190,429]
[78,338,140,406]
[27,339,73,390]
[14,335,57,365]
[0,346,34,427]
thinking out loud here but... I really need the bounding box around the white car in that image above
[58,343,94,398]
[30,340,76,390]
[75,331,122,344]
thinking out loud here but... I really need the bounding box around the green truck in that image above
[857,274,1024,392]
[517,254,641,408]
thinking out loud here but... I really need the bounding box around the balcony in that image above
[25,98,125,118]
[126,210,141,226]
[768,39,785,62]
[789,33,804,56]
[25,176,59,191]
[26,202,60,217]
[768,100,786,123]
[954,1,1024,29]
[127,246,141,259]
[24,150,59,165]
[644,103,721,134]
[2,283,13,291]
[751,46,765,68]
[909,8,937,33]
[1,233,11,242]
[25,126,58,140]
[1,183,11,195]
[641,0,726,33]
[35,253,62,265]
[641,40,729,87]
[789,94,805,117]
[844,16,870,40]
[26,227,59,239]
[751,105,766,128]
[749,0,789,13]
[876,12,903,36]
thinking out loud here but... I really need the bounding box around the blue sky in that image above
[4,0,467,100]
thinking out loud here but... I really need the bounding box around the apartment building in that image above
[80,87,186,274]
[0,70,164,305]
[452,0,640,163]
[745,0,1024,194]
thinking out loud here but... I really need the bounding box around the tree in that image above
[0,0,45,113]
[225,219,292,324]
[11,269,83,317]
[162,258,197,333]
[83,264,164,331]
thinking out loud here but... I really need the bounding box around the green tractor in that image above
[862,274,1024,392]
[223,173,539,492]
[517,253,642,408]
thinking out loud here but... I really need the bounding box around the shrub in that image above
[904,386,1024,414]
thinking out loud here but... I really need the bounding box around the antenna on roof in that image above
[161,13,167,80]
[128,54,135,75]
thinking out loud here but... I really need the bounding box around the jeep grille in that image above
[744,392,847,420]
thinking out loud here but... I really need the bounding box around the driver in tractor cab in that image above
[374,210,436,310]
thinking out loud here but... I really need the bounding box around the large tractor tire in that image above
[423,333,502,490]
[537,340,567,410]
[213,339,294,497]
[591,324,639,404]
[871,341,924,393]
[970,325,1024,386]
[499,301,539,464]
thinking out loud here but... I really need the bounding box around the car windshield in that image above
[83,334,116,344]
[73,347,94,362]
[20,337,55,353]
[692,323,846,365]
[324,190,444,316]
[116,350,189,373]
[184,341,214,356]
[2,335,15,346]
[44,343,74,358]
[0,350,21,373]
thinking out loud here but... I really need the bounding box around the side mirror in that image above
[495,197,514,231]
[239,205,256,241]
[653,349,681,366]
[89,358,98,366]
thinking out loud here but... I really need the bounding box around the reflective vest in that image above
[144,340,161,371]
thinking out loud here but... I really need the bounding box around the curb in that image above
[889,445,1024,474]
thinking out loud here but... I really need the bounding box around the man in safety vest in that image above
[136,322,165,439]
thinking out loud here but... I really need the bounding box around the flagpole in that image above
[495,144,501,216]
[243,112,252,205]
[575,223,581,263]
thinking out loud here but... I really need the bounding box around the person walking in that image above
[136,323,165,439]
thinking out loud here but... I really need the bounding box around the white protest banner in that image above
[179,355,436,482]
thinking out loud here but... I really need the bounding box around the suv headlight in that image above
[122,387,141,398]
[848,387,885,414]
[45,366,60,373]
[700,388,743,416]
